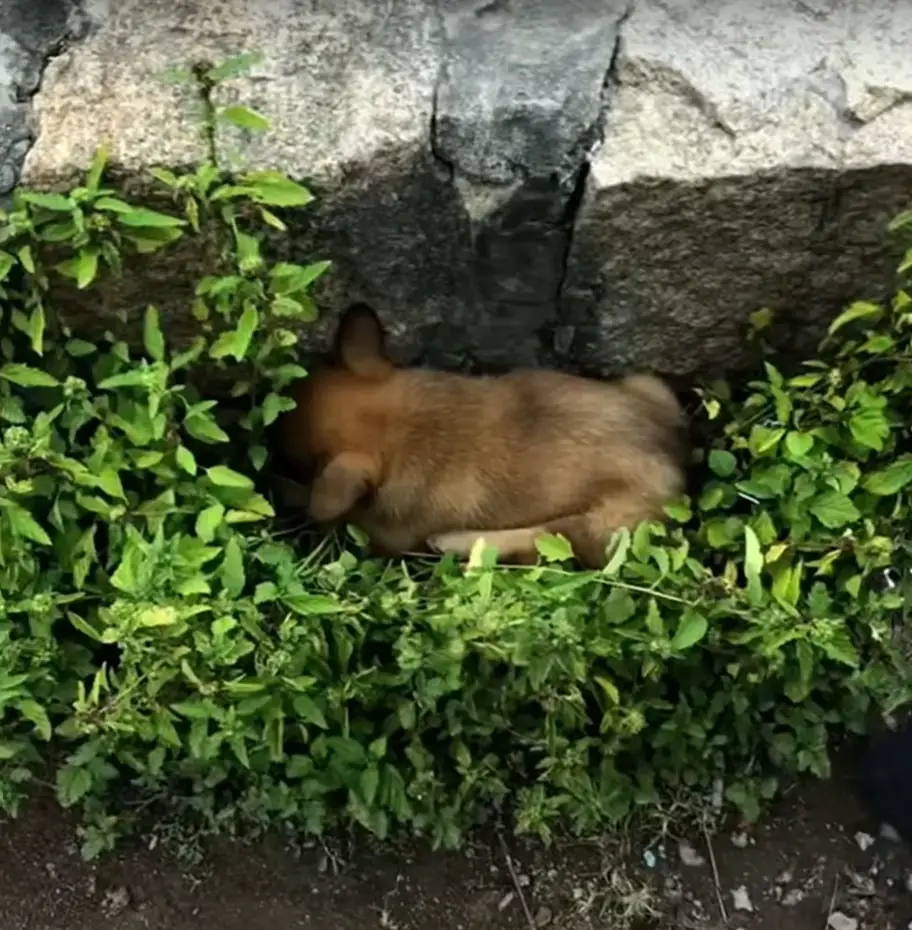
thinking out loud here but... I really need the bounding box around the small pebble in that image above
[854,831,875,852]
[731,886,753,913]
[731,832,749,849]
[534,906,553,928]
[846,870,875,896]
[882,823,902,843]
[101,886,131,918]
[827,912,858,930]
[782,888,804,907]
[643,849,657,868]
[678,840,706,867]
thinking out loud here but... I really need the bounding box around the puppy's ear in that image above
[335,303,394,381]
[308,452,376,523]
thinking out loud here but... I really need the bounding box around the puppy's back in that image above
[379,366,686,533]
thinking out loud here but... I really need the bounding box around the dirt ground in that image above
[3,760,911,930]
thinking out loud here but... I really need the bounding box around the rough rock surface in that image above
[9,0,912,377]
[0,0,86,196]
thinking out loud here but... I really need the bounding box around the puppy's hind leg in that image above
[548,494,672,569]
[428,513,612,569]
[427,527,543,566]
[428,495,669,570]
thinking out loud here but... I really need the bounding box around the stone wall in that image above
[5,0,912,379]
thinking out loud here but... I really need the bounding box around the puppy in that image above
[274,303,689,568]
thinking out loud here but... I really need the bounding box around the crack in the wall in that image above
[191,61,220,167]
[553,1,635,343]
[427,0,638,368]
[428,77,456,182]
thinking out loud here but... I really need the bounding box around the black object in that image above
[857,719,912,847]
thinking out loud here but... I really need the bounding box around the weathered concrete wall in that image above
[7,0,912,378]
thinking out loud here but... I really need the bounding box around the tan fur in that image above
[275,304,689,569]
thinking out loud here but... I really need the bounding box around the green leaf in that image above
[171,700,212,720]
[743,525,763,604]
[195,502,225,543]
[743,525,762,579]
[220,536,246,598]
[862,457,912,496]
[0,364,59,388]
[698,484,725,511]
[644,598,664,636]
[56,765,93,807]
[670,610,709,651]
[603,528,631,576]
[22,191,73,212]
[242,171,314,207]
[283,594,344,616]
[205,52,264,83]
[292,694,327,728]
[748,425,784,457]
[206,465,254,489]
[261,392,296,426]
[175,444,197,475]
[535,533,574,562]
[94,196,135,214]
[97,370,148,390]
[208,305,259,362]
[708,449,736,478]
[809,491,860,529]
[25,305,46,356]
[220,105,271,132]
[771,560,803,611]
[18,245,34,273]
[76,249,99,289]
[849,406,889,451]
[184,413,230,444]
[17,699,52,741]
[784,432,813,458]
[232,304,259,360]
[116,208,186,228]
[5,504,52,545]
[360,766,380,806]
[663,498,692,523]
[97,467,126,500]
[85,143,109,192]
[0,741,23,760]
[827,300,883,335]
[750,307,773,331]
[143,305,166,361]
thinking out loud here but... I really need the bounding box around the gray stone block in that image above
[11,0,912,379]
[0,0,83,196]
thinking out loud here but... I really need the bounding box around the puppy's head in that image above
[273,303,394,523]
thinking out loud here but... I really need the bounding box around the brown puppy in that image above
[275,304,689,569]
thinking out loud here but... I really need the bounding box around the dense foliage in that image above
[0,57,910,859]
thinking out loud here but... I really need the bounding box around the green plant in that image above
[0,52,909,862]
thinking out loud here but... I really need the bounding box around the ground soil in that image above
[2,757,910,930]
